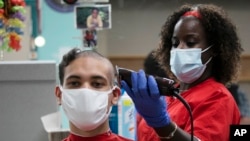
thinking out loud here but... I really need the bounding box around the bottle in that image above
[59,106,70,130]
[118,89,136,140]
[109,104,118,134]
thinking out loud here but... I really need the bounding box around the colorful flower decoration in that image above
[0,0,26,52]
[0,0,7,51]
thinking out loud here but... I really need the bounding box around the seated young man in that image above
[55,48,133,141]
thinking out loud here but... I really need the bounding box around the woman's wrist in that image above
[158,122,178,139]
[154,121,178,140]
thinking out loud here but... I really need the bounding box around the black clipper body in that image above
[115,66,178,96]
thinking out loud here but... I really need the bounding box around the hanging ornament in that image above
[0,0,26,52]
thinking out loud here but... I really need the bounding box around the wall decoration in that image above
[0,0,26,53]
[44,0,77,13]
[75,4,111,30]
[82,28,97,48]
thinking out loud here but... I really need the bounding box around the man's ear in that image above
[55,86,62,105]
[111,86,121,105]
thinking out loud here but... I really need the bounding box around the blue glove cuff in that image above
[144,113,171,128]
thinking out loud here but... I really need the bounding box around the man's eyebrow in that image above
[91,75,106,80]
[66,75,81,80]
[65,75,108,82]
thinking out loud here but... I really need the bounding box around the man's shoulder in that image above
[111,133,134,141]
[61,137,68,141]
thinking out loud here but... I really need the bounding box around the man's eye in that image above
[92,82,104,88]
[67,81,81,88]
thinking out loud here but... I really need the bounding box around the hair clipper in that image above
[115,66,178,96]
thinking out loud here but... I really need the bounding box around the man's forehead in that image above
[64,57,112,79]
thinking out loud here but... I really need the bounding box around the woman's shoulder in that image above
[194,77,229,95]
[184,77,235,104]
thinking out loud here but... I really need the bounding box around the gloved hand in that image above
[121,69,171,128]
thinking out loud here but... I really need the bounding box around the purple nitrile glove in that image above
[121,69,171,128]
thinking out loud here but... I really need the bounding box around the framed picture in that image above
[75,4,111,30]
[82,29,98,48]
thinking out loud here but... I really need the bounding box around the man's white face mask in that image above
[60,87,113,131]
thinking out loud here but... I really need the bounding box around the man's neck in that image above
[69,121,110,137]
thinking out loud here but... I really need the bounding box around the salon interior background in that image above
[4,0,250,92]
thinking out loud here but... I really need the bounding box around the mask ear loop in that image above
[59,86,63,91]
[202,45,213,65]
[110,85,118,94]
[204,57,212,65]
[107,87,117,114]
[201,45,213,53]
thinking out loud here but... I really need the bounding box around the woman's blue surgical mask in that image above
[170,46,212,83]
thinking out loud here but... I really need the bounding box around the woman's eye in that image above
[172,43,178,48]
[172,39,179,48]
[172,41,179,48]
[171,40,179,48]
[186,42,196,47]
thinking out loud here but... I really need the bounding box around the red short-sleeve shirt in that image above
[62,131,133,141]
[137,78,240,141]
